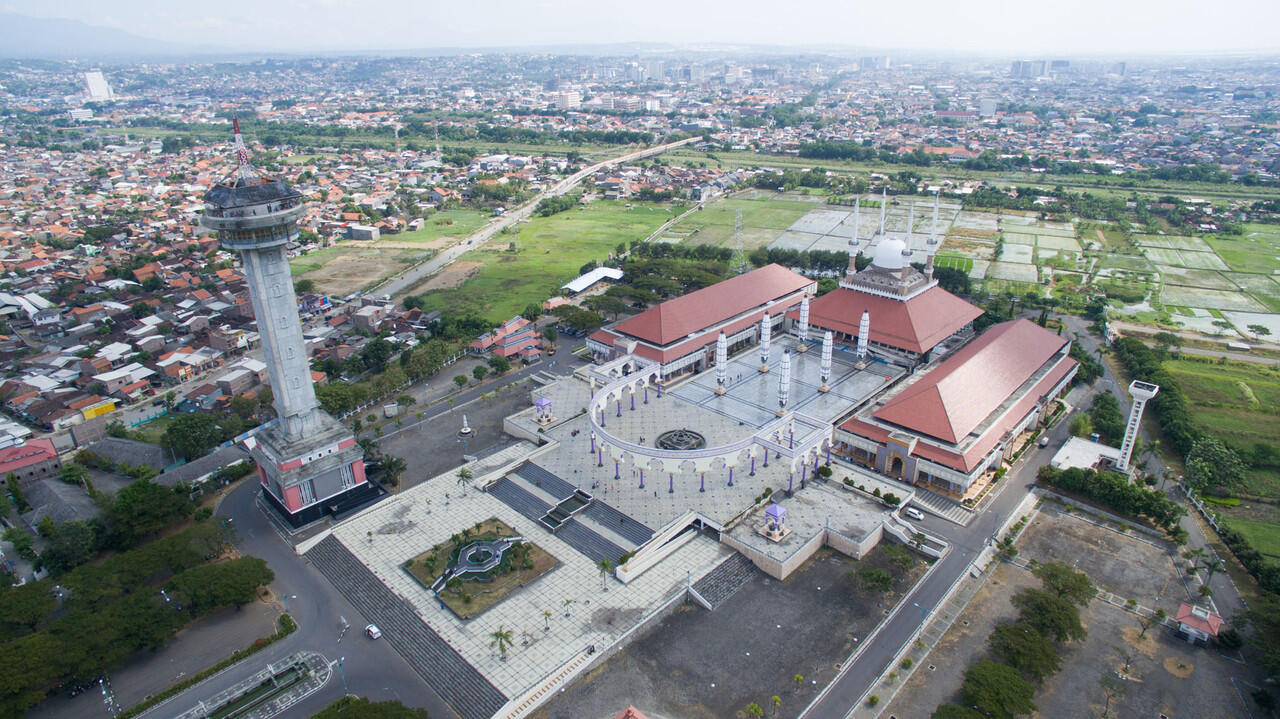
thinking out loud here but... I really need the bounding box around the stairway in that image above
[691,553,759,609]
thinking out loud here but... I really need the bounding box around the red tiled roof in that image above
[613,707,651,719]
[1176,603,1223,636]
[803,285,983,355]
[611,264,811,346]
[0,438,57,474]
[873,319,1069,444]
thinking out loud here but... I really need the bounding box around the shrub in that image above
[867,695,880,707]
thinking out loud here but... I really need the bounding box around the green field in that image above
[666,194,816,248]
[416,201,676,322]
[1226,517,1280,559]
[391,210,490,244]
[934,255,974,273]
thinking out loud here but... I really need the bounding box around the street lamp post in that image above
[913,601,929,623]
[337,656,349,694]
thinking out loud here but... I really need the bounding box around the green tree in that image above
[163,412,223,460]
[166,556,273,616]
[453,374,469,389]
[108,479,194,548]
[472,365,488,382]
[0,581,55,635]
[489,624,515,659]
[381,455,407,488]
[456,468,473,496]
[6,472,28,513]
[1185,437,1246,491]
[960,660,1037,719]
[229,394,258,421]
[1031,562,1096,606]
[542,326,558,342]
[854,566,893,593]
[1013,589,1086,643]
[293,278,315,293]
[988,621,1062,683]
[487,356,511,375]
[597,558,613,590]
[521,303,542,321]
[312,697,430,719]
[1247,324,1271,340]
[39,521,98,574]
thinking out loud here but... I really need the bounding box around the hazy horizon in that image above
[3,0,1280,58]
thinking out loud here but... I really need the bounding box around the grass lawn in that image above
[1226,517,1280,559]
[389,209,490,244]
[666,193,816,248]
[130,414,175,445]
[415,200,676,322]
[404,518,557,620]
[934,254,974,273]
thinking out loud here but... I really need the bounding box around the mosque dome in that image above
[871,238,908,270]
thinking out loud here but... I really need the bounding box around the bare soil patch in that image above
[417,261,483,292]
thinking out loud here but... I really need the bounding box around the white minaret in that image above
[1116,380,1160,472]
[819,331,833,393]
[714,332,728,395]
[925,189,940,279]
[759,313,772,373]
[901,202,915,274]
[776,349,792,416]
[795,294,810,352]
[843,199,862,286]
[856,310,870,360]
[878,187,887,237]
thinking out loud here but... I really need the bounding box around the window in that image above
[298,480,316,504]
[340,464,355,489]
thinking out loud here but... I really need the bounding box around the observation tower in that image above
[201,120,373,526]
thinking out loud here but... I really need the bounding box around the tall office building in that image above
[201,121,373,527]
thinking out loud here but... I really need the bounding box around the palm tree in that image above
[562,598,576,618]
[542,609,552,632]
[1200,557,1225,585]
[489,625,514,660]
[382,454,406,489]
[597,558,614,591]
[457,467,473,496]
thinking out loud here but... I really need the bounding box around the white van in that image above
[904,507,925,522]
[365,624,382,640]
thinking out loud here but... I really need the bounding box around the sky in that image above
[4,0,1280,56]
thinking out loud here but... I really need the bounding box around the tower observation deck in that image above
[200,120,375,526]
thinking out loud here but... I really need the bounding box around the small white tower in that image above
[715,332,728,395]
[925,190,940,279]
[796,294,810,352]
[1116,380,1160,472]
[777,349,792,416]
[843,199,862,287]
[856,310,870,359]
[759,313,772,373]
[878,187,888,237]
[819,331,833,393]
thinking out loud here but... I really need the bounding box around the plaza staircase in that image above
[581,500,653,546]
[488,477,553,523]
[513,462,576,497]
[555,520,627,565]
[305,535,507,719]
[691,553,759,609]
[487,477,628,565]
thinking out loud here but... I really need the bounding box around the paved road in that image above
[372,137,698,299]
[141,477,456,719]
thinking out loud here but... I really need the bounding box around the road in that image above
[372,136,698,299]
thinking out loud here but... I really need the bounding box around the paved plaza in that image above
[317,460,734,702]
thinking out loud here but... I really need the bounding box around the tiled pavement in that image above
[305,535,507,719]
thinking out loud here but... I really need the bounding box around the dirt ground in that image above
[303,248,421,296]
[534,547,929,719]
[344,238,458,250]
[415,260,483,291]
[887,507,1258,719]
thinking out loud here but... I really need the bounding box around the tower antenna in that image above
[232,118,254,183]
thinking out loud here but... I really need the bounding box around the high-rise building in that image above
[201,121,374,527]
[83,70,113,101]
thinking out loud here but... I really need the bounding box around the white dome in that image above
[871,238,907,270]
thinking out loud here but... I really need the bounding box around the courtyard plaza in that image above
[506,339,903,533]
[316,459,734,703]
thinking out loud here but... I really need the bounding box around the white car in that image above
[365,624,382,640]
[903,507,925,522]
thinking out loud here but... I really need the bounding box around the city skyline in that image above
[2,0,1279,57]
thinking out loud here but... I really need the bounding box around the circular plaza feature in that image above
[656,428,707,451]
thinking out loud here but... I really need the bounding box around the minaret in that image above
[1116,380,1160,473]
[795,294,810,352]
[877,187,887,237]
[776,349,792,417]
[201,120,370,527]
[758,313,772,373]
[925,189,940,279]
[843,198,861,286]
[818,331,833,393]
[714,332,728,395]
[900,202,915,281]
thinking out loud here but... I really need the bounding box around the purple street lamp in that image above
[614,460,620,479]
[728,466,734,485]
[639,470,644,489]
[597,447,603,467]
[656,385,662,398]
[590,435,596,453]
[668,473,674,494]
[787,472,794,494]
[699,473,705,493]
[600,408,605,428]
[644,387,649,404]
[763,452,769,468]
[826,447,831,465]
[801,464,808,489]
[616,399,621,417]
[750,456,756,476]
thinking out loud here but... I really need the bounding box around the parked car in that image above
[365,624,382,640]
[904,507,925,522]
[1039,435,1051,448]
